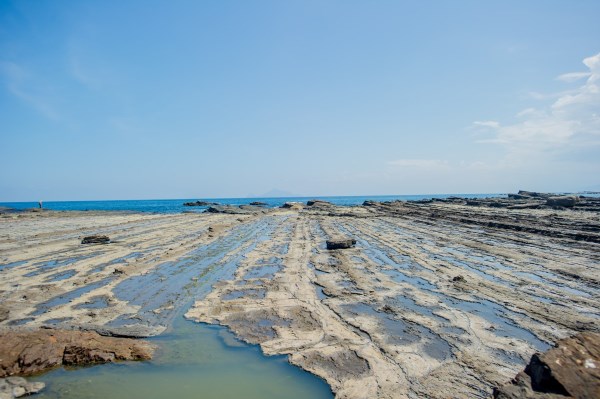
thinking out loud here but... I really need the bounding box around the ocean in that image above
[0,194,505,213]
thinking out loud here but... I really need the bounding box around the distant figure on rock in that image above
[38,201,43,209]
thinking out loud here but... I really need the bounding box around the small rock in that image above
[326,239,357,250]
[306,200,332,207]
[452,275,466,283]
[81,235,110,244]
[0,377,45,399]
[249,201,267,206]
[281,202,304,210]
[546,196,578,208]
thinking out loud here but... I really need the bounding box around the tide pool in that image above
[31,315,333,399]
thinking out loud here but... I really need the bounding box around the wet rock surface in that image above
[494,332,600,398]
[0,376,45,398]
[0,329,154,377]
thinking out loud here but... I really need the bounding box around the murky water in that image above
[31,315,333,399]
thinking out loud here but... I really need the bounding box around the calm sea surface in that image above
[1,194,506,213]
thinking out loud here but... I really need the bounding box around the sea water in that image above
[1,193,505,213]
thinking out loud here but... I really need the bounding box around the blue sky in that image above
[1,1,599,201]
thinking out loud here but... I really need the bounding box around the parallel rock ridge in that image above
[494,332,600,398]
[1,192,599,398]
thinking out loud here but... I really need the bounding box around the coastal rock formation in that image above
[81,235,110,244]
[205,205,266,215]
[546,196,579,208]
[0,377,45,398]
[493,332,600,398]
[0,329,154,377]
[249,201,267,206]
[183,201,218,206]
[281,202,304,210]
[307,200,333,207]
[326,239,357,250]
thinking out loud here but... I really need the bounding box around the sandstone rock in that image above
[281,202,304,210]
[493,331,600,398]
[306,200,332,207]
[81,235,110,244]
[326,239,357,250]
[205,205,261,215]
[507,203,542,210]
[0,377,45,398]
[546,196,579,208]
[362,200,378,206]
[518,191,551,198]
[508,194,532,200]
[0,307,8,323]
[0,329,154,377]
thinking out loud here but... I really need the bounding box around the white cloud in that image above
[476,52,600,152]
[473,120,500,129]
[556,72,591,82]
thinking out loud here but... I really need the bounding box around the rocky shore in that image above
[0,193,598,398]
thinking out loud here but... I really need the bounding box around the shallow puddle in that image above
[31,315,333,399]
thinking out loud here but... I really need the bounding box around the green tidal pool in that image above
[31,316,333,399]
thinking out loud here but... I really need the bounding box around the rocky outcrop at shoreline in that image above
[183,200,219,206]
[494,332,600,398]
[0,329,154,377]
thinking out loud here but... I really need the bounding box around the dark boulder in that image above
[493,331,600,398]
[508,194,532,200]
[281,202,304,210]
[546,196,579,208]
[362,200,379,207]
[183,201,218,206]
[326,239,357,250]
[81,235,110,244]
[306,199,332,207]
[249,201,267,206]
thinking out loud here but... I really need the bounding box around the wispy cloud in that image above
[474,52,600,153]
[0,61,60,120]
[473,120,500,129]
[556,71,591,82]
